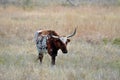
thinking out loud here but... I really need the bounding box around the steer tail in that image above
[34,30,42,43]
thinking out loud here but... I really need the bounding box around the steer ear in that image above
[67,39,70,43]
[66,39,70,44]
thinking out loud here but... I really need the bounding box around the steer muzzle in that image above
[62,50,68,54]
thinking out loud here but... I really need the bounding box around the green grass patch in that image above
[112,38,120,46]
[107,60,120,70]
[103,38,109,45]
[103,38,120,46]
[0,57,5,65]
[0,54,24,66]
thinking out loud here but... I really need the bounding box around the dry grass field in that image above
[0,6,120,80]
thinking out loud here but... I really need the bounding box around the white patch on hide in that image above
[60,37,67,44]
[36,35,48,54]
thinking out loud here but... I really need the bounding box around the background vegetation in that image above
[0,0,120,7]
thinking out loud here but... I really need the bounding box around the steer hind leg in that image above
[38,53,43,64]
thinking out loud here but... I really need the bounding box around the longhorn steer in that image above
[34,28,76,65]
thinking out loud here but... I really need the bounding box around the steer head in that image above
[50,28,77,54]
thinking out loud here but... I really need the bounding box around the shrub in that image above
[112,38,120,46]
[103,38,109,45]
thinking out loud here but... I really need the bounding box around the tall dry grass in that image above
[0,6,120,80]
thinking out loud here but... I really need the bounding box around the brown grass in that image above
[0,6,120,80]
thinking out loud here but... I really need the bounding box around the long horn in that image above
[67,27,77,38]
[52,35,59,38]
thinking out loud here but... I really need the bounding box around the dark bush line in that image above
[0,0,119,8]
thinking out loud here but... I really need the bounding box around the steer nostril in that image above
[63,50,67,53]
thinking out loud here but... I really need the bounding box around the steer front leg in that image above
[48,48,58,65]
[51,55,56,65]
